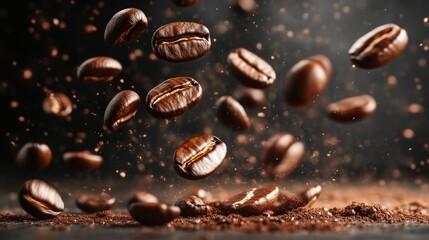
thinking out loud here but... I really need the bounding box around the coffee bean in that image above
[77,57,122,83]
[188,188,213,202]
[228,48,276,89]
[129,202,180,226]
[327,95,377,123]
[233,87,267,108]
[146,77,202,119]
[171,0,199,7]
[273,185,322,214]
[152,22,211,62]
[104,90,141,131]
[75,193,115,214]
[16,142,52,172]
[284,55,331,107]
[235,0,257,13]
[175,195,212,217]
[18,179,64,219]
[220,185,279,216]
[63,151,103,171]
[215,96,251,131]
[261,133,305,180]
[42,93,72,118]
[127,191,159,207]
[104,8,148,46]
[349,24,408,69]
[174,135,227,180]
[299,184,322,208]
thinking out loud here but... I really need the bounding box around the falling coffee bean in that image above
[63,151,103,171]
[146,77,203,119]
[327,95,377,123]
[273,185,322,215]
[127,191,159,207]
[220,185,279,216]
[174,135,227,180]
[16,142,52,172]
[18,179,64,219]
[261,133,305,180]
[349,23,408,69]
[77,56,122,83]
[75,193,116,213]
[175,195,212,217]
[42,93,72,118]
[129,202,181,226]
[215,96,251,131]
[152,22,211,62]
[104,90,141,131]
[104,8,148,46]
[228,48,276,89]
[171,0,199,7]
[233,87,267,108]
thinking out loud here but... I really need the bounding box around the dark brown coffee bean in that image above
[215,96,251,131]
[146,77,202,119]
[273,185,322,215]
[127,191,159,207]
[349,24,408,69]
[175,195,212,217]
[104,8,148,46]
[104,90,141,131]
[171,0,199,7]
[284,55,331,107]
[152,22,211,62]
[129,202,180,226]
[77,57,122,83]
[174,135,227,180]
[63,151,103,171]
[42,93,72,118]
[220,185,279,216]
[18,179,64,219]
[235,0,256,13]
[228,48,276,89]
[16,142,52,172]
[299,184,322,208]
[327,95,377,123]
[75,193,115,214]
[233,87,267,108]
[261,133,305,180]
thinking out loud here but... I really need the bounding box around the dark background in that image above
[0,0,428,191]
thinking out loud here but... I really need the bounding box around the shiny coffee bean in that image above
[129,202,180,226]
[18,179,64,219]
[75,193,115,213]
[299,184,322,208]
[273,185,322,215]
[220,185,279,216]
[284,55,331,107]
[16,142,52,172]
[174,135,227,180]
[175,195,212,217]
[77,57,122,83]
[233,87,267,108]
[42,93,72,118]
[104,8,148,46]
[171,0,199,7]
[261,133,305,180]
[327,95,377,123]
[146,77,202,119]
[228,48,276,89]
[63,151,103,171]
[235,0,256,13]
[104,90,141,131]
[215,96,251,131]
[127,191,159,207]
[349,23,408,69]
[152,22,211,62]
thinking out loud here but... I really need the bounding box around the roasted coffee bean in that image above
[284,55,331,107]
[273,185,322,215]
[327,95,377,123]
[152,22,211,62]
[188,188,213,202]
[127,191,159,207]
[234,87,267,108]
[174,135,227,180]
[18,179,64,219]
[171,0,199,7]
[235,0,257,13]
[299,184,322,208]
[146,77,202,119]
[220,185,279,216]
[63,151,103,171]
[77,57,122,83]
[261,133,305,180]
[76,193,115,213]
[16,142,52,172]
[104,90,141,131]
[175,195,212,217]
[215,96,251,131]
[129,202,180,226]
[349,24,408,69]
[42,93,72,118]
[104,8,148,46]
[228,48,276,89]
